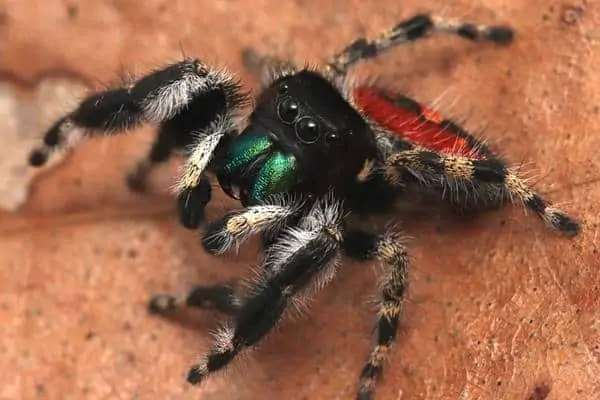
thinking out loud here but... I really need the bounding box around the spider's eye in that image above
[326,129,353,144]
[278,83,289,95]
[326,131,343,143]
[277,98,299,124]
[294,117,321,144]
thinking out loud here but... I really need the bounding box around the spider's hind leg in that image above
[342,228,410,400]
[327,13,514,75]
[439,178,512,217]
[384,145,581,236]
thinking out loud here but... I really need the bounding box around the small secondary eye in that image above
[278,83,289,95]
[326,129,350,144]
[326,132,340,142]
[277,98,299,124]
[295,117,321,144]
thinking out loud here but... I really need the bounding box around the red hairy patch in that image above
[354,87,484,159]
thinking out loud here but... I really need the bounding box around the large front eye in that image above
[277,98,299,124]
[294,117,321,144]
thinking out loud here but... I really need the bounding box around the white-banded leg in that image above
[28,59,250,229]
[29,59,247,167]
[200,194,306,254]
[186,196,345,385]
[148,195,306,318]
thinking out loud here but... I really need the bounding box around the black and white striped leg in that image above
[186,197,344,385]
[200,195,304,255]
[28,59,247,167]
[148,282,240,315]
[126,83,241,193]
[28,59,249,226]
[384,148,581,236]
[343,229,409,400]
[327,13,514,74]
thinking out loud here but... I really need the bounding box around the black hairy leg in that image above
[28,59,249,227]
[343,229,410,400]
[147,197,307,325]
[126,81,242,192]
[148,282,240,315]
[125,124,175,193]
[383,145,581,236]
[346,171,404,215]
[186,197,344,385]
[327,13,514,75]
[364,115,511,217]
[125,119,189,193]
[28,59,246,167]
[146,198,305,318]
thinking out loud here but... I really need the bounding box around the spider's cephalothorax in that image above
[214,70,377,206]
[26,13,581,400]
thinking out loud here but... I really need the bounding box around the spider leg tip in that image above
[186,364,208,385]
[548,210,582,238]
[487,25,515,45]
[557,217,582,238]
[147,294,176,314]
[356,388,374,400]
[177,183,211,230]
[125,171,149,193]
[28,149,48,167]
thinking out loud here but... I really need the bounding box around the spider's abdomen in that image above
[354,87,492,159]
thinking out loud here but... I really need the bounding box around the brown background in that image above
[1,0,599,399]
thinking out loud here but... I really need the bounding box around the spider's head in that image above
[216,69,377,205]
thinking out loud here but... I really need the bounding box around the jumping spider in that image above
[28,13,580,400]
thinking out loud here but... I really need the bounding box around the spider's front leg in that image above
[148,194,304,317]
[185,196,345,385]
[384,145,581,236]
[28,59,249,209]
[343,228,410,400]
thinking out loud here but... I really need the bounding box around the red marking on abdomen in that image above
[354,87,482,159]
